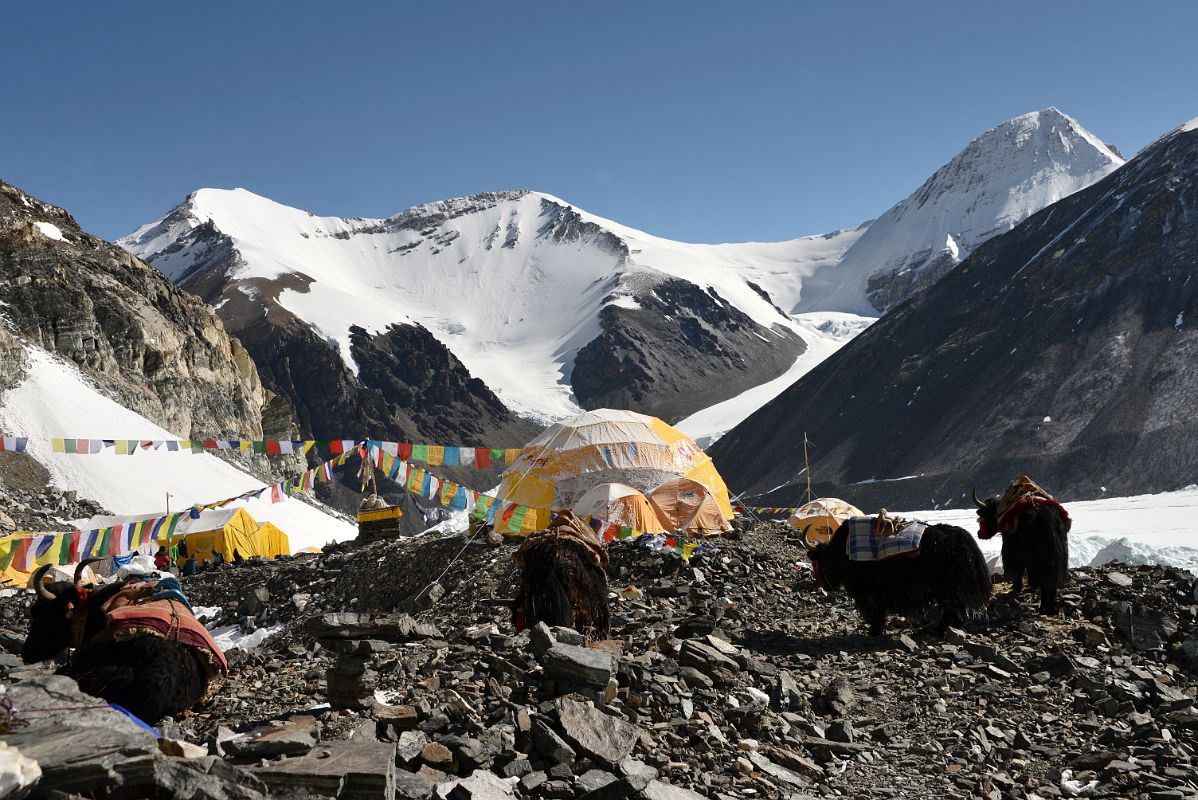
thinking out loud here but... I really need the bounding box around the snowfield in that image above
[0,346,357,552]
[903,489,1198,574]
[123,188,857,425]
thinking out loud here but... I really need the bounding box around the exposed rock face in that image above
[350,323,538,446]
[712,119,1198,508]
[0,180,267,438]
[572,279,805,423]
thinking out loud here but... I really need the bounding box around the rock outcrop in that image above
[0,180,268,438]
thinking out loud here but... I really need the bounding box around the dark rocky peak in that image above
[385,189,532,232]
[534,197,629,257]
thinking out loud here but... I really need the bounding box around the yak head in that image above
[806,542,840,592]
[22,559,102,664]
[972,488,1001,540]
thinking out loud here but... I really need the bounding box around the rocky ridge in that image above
[2,523,1196,799]
[0,180,270,439]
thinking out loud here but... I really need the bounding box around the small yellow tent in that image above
[572,483,668,534]
[498,409,733,533]
[786,498,863,544]
[648,477,732,535]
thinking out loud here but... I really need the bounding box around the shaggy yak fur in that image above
[976,497,1070,614]
[512,536,610,639]
[807,523,991,636]
[23,567,209,724]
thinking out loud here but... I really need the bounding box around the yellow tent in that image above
[787,497,863,545]
[81,508,291,566]
[498,408,733,533]
[572,483,668,534]
[649,477,732,535]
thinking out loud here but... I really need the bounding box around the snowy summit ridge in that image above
[794,107,1126,314]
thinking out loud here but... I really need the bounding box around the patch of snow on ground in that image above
[33,222,65,242]
[210,622,285,652]
[0,345,357,552]
[1180,116,1198,133]
[902,488,1198,574]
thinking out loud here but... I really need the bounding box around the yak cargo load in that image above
[498,408,733,534]
[649,477,732,534]
[572,482,668,534]
[787,497,863,544]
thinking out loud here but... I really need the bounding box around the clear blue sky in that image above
[2,1,1194,244]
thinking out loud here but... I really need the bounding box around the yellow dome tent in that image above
[649,477,732,534]
[787,497,863,545]
[572,483,669,534]
[498,409,733,533]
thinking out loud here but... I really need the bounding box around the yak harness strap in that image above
[845,515,927,562]
[514,510,609,572]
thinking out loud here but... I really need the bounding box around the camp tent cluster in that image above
[81,507,290,567]
[498,409,734,535]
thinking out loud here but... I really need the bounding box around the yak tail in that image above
[946,528,993,614]
[522,539,577,632]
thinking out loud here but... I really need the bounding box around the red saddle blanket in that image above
[105,598,229,677]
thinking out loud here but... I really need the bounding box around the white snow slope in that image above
[794,107,1125,314]
[903,488,1198,575]
[122,189,859,425]
[676,312,874,447]
[120,108,1121,428]
[0,346,357,552]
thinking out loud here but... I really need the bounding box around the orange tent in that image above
[572,483,668,534]
[649,477,732,535]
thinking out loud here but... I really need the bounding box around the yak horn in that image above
[31,565,56,600]
[972,488,985,508]
[74,557,101,586]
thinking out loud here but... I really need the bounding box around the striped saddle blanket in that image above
[102,583,228,677]
[845,515,926,562]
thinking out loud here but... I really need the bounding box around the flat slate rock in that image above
[224,715,320,759]
[253,740,396,800]
[539,643,612,689]
[556,696,640,766]
[0,674,158,796]
[306,612,443,641]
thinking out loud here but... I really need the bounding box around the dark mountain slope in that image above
[711,118,1198,509]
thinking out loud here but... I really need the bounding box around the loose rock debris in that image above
[1,522,1196,799]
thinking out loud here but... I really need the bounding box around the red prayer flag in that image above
[474,448,491,469]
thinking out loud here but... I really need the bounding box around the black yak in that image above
[23,559,227,724]
[511,511,611,639]
[974,475,1070,614]
[807,520,991,636]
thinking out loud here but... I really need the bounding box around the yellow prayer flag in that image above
[426,445,445,466]
[51,438,66,453]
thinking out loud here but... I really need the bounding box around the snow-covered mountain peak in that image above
[794,108,1125,314]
